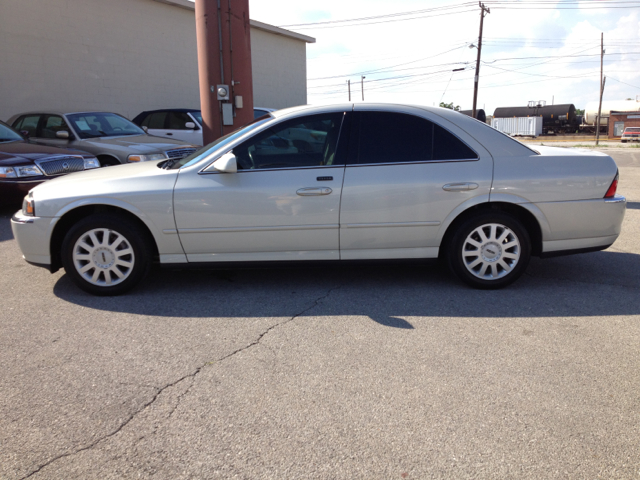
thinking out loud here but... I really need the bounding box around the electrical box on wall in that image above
[216,85,230,101]
[235,96,243,109]
[222,103,234,125]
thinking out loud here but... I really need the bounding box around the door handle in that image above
[166,133,173,136]
[297,187,332,196]
[442,183,479,192]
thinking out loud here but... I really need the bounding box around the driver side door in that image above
[173,112,349,262]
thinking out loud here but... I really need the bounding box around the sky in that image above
[248,0,640,114]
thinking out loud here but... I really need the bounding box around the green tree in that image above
[439,101,461,111]
[575,108,585,115]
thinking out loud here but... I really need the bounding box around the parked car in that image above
[11,103,626,295]
[132,109,204,146]
[8,111,198,167]
[620,127,640,143]
[133,108,277,146]
[0,120,99,205]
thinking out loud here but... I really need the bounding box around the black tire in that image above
[98,156,120,167]
[447,212,531,289]
[61,214,152,295]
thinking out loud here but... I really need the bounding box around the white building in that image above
[0,0,315,122]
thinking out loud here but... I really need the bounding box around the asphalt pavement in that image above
[1,150,639,479]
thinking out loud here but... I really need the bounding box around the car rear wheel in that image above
[61,214,152,295]
[448,212,531,289]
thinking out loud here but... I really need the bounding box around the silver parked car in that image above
[11,103,626,295]
[8,111,198,166]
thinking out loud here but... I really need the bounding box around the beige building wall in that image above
[0,0,313,122]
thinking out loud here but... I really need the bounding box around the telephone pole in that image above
[596,32,606,145]
[472,2,490,119]
[361,76,366,101]
[347,79,351,101]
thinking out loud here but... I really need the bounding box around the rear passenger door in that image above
[339,107,493,260]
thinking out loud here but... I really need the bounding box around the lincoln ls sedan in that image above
[11,103,626,295]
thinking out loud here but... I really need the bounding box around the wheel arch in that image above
[96,154,122,166]
[50,204,159,272]
[438,200,546,258]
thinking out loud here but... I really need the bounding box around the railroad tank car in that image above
[583,100,640,126]
[459,109,487,123]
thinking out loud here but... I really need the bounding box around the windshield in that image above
[66,112,145,139]
[191,111,203,126]
[0,121,24,142]
[167,117,272,169]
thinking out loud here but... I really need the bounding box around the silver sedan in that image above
[11,103,626,295]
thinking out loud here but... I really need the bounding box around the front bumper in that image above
[11,211,57,267]
[0,178,45,206]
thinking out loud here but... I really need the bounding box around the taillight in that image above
[604,172,619,198]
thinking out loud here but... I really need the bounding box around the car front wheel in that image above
[61,214,152,295]
[448,212,531,289]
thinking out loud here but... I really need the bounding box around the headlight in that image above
[22,192,35,216]
[0,165,44,177]
[83,157,100,169]
[0,167,17,178]
[127,153,167,163]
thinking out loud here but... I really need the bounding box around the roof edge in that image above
[152,0,315,43]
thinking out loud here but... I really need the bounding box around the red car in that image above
[620,127,640,143]
[0,120,99,205]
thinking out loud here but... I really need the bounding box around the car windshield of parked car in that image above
[167,117,272,169]
[191,111,203,126]
[66,113,145,139]
[0,122,24,142]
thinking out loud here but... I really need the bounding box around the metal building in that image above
[0,0,315,122]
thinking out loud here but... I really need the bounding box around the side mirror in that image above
[142,126,149,133]
[20,130,30,138]
[56,130,70,139]
[185,122,196,129]
[207,152,237,173]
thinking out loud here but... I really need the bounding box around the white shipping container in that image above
[491,117,543,137]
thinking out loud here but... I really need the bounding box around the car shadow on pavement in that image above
[52,250,640,327]
[626,201,640,210]
[0,205,18,242]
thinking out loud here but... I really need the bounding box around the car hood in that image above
[0,140,91,164]
[77,134,190,153]
[31,160,179,217]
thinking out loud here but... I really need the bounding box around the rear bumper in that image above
[539,195,626,254]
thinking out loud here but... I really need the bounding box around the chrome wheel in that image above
[461,223,521,280]
[72,228,135,287]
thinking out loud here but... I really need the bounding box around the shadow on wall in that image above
[53,250,640,327]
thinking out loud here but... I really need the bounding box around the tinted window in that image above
[140,114,151,128]
[354,111,476,164]
[357,112,432,164]
[148,112,167,129]
[41,115,69,139]
[168,112,192,130]
[191,111,203,126]
[13,115,40,137]
[433,123,477,160]
[233,113,344,170]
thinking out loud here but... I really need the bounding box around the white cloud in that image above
[249,0,640,113]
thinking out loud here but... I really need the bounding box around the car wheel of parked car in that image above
[61,214,152,295]
[448,212,531,289]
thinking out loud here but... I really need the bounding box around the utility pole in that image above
[596,32,606,145]
[347,79,351,101]
[361,76,366,101]
[472,2,490,119]
[195,0,254,145]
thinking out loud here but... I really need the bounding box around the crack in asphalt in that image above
[18,284,342,479]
